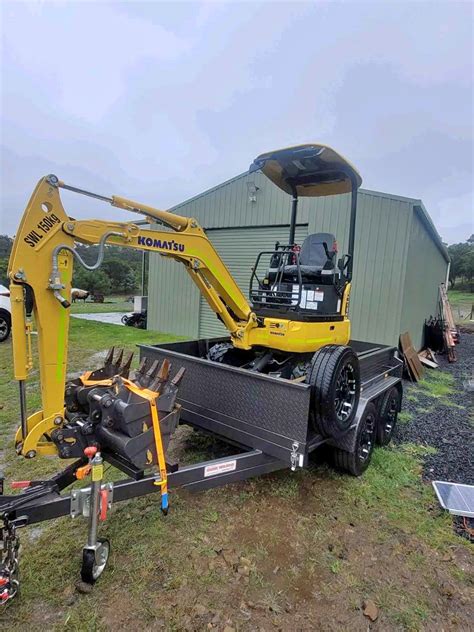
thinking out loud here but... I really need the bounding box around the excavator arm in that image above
[8,175,256,457]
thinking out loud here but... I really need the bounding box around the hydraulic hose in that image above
[50,231,124,308]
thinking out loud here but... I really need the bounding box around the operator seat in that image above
[271,232,337,282]
[258,232,341,313]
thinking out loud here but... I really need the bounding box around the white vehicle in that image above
[0,284,11,342]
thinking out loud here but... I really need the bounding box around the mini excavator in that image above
[8,144,361,465]
[1,144,403,602]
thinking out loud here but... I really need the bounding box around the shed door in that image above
[199,224,308,338]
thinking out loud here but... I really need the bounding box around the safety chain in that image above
[0,515,20,604]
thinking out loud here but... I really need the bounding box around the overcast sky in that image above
[1,1,472,244]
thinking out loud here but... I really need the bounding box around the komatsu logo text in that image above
[138,236,185,252]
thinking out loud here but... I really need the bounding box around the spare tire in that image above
[308,344,361,438]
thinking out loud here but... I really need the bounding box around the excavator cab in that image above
[248,144,362,319]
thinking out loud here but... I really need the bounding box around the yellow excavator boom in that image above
[8,175,257,457]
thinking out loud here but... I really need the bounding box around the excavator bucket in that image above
[84,347,134,381]
[58,350,184,469]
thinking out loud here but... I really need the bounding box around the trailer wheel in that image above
[308,345,361,438]
[332,402,377,476]
[376,386,400,446]
[80,538,110,584]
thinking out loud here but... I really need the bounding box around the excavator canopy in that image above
[249,143,362,197]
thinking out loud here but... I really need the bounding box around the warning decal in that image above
[204,460,237,477]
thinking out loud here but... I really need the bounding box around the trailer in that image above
[140,338,403,473]
[0,338,402,600]
[2,144,406,601]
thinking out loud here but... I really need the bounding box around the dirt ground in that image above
[1,324,473,631]
[3,434,473,631]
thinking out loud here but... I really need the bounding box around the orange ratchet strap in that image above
[77,374,169,512]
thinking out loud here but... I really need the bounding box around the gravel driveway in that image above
[395,333,473,484]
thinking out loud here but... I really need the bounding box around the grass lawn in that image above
[448,289,473,324]
[0,322,472,631]
[70,295,134,314]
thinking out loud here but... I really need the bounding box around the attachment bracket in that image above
[70,482,114,519]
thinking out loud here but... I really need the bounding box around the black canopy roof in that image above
[249,143,362,197]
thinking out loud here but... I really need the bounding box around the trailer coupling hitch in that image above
[0,451,113,605]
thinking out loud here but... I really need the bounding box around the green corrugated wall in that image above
[399,208,448,349]
[147,250,200,338]
[305,191,413,345]
[199,225,309,338]
[147,172,448,347]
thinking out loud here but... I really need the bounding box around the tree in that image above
[0,235,13,258]
[0,258,8,286]
[72,268,110,294]
[121,270,139,294]
[0,234,143,296]
[72,247,141,294]
[102,259,138,293]
[460,248,474,289]
[448,238,474,290]
[72,259,139,295]
[0,235,13,286]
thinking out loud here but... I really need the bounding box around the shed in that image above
[147,171,449,350]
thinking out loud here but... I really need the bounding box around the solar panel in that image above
[432,481,474,518]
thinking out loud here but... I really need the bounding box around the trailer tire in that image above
[308,344,360,438]
[332,402,377,476]
[376,386,400,446]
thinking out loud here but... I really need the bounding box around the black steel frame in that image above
[0,448,284,526]
[285,173,358,281]
[249,246,303,309]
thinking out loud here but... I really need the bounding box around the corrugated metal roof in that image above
[169,170,448,261]
[412,202,450,263]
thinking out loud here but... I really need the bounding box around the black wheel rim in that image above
[334,362,357,422]
[383,396,398,435]
[358,412,376,464]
